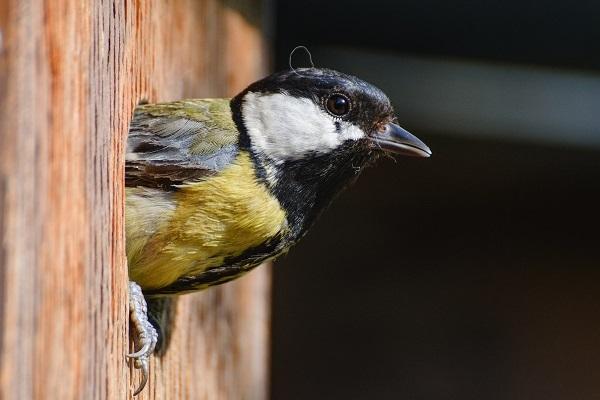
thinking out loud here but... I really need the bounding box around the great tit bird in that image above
[126,68,431,394]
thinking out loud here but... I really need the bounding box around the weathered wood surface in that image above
[0,1,270,399]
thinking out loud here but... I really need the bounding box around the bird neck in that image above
[254,143,373,239]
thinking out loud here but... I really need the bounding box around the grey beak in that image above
[370,123,432,158]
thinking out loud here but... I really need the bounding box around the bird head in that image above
[231,68,431,164]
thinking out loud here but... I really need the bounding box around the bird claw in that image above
[127,342,151,359]
[128,281,158,396]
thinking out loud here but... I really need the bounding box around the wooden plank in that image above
[0,1,270,398]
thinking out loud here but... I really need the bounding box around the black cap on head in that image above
[232,68,396,136]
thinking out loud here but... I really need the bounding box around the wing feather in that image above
[126,99,239,190]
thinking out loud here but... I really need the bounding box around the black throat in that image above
[263,143,374,239]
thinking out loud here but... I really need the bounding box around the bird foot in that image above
[128,281,158,396]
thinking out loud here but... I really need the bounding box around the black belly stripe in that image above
[144,234,286,296]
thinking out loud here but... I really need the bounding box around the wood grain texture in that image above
[0,1,270,399]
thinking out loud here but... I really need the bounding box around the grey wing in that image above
[126,100,239,190]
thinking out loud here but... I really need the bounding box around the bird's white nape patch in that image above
[241,92,365,161]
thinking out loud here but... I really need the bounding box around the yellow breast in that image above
[126,151,288,291]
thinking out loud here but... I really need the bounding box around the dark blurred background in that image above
[269,1,600,399]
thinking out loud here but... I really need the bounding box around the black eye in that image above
[326,94,350,116]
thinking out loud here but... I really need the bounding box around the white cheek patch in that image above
[242,92,365,161]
